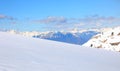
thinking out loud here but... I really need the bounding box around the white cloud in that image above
[0,14,15,20]
[33,16,67,24]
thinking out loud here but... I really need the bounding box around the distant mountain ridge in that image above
[33,31,98,45]
[4,30,99,45]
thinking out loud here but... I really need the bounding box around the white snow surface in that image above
[83,27,120,52]
[0,31,120,71]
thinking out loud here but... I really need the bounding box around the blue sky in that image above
[0,0,120,31]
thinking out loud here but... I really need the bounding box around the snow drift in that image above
[0,31,120,71]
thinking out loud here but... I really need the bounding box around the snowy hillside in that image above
[5,30,98,45]
[83,27,120,52]
[0,31,120,71]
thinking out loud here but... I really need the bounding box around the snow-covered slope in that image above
[0,31,120,71]
[5,30,98,45]
[83,27,120,52]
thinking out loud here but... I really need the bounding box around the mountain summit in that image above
[83,27,120,52]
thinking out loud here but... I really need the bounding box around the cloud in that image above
[74,23,85,27]
[79,15,120,27]
[33,15,120,25]
[0,14,15,20]
[34,16,67,24]
[0,14,6,19]
[10,22,17,24]
[31,15,120,31]
[1,15,117,31]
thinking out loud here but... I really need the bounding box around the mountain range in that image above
[6,29,99,45]
[2,26,120,52]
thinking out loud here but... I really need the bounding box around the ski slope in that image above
[0,31,120,71]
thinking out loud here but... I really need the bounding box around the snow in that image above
[83,26,120,52]
[0,31,120,71]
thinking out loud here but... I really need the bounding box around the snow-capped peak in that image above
[83,26,120,52]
